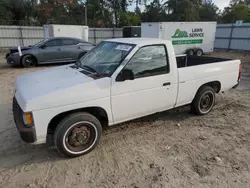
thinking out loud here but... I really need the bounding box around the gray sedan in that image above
[5,37,95,67]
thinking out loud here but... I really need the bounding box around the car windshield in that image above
[78,41,135,75]
[33,39,49,47]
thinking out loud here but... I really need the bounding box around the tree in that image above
[0,0,13,23]
[199,0,219,21]
[120,12,140,26]
[141,0,167,22]
[166,0,201,21]
[221,3,250,23]
[86,0,112,27]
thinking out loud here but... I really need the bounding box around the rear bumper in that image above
[13,97,37,143]
[232,82,239,89]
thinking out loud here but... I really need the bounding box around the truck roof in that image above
[105,38,171,46]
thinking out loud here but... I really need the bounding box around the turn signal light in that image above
[23,112,33,126]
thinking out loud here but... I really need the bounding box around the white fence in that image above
[0,26,123,47]
[2,24,250,51]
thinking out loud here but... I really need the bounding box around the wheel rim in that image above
[24,56,34,67]
[63,121,98,155]
[199,91,214,113]
[189,50,194,56]
[197,50,202,56]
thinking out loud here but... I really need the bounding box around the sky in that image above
[215,0,231,10]
[129,0,231,11]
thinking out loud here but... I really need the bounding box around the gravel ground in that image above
[0,51,250,188]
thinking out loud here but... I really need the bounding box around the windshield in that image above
[33,39,49,47]
[78,41,135,75]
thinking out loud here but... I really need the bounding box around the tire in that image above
[78,52,86,60]
[54,112,102,157]
[196,49,203,56]
[187,49,195,56]
[191,86,215,115]
[21,55,37,67]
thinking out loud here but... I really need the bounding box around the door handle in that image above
[163,82,171,86]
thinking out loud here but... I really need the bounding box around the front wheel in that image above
[21,55,37,67]
[191,86,215,115]
[54,112,102,157]
[187,49,195,56]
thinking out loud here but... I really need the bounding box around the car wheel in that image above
[21,55,37,68]
[196,49,203,56]
[191,86,215,115]
[54,112,102,157]
[187,49,195,56]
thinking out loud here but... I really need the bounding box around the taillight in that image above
[238,63,242,82]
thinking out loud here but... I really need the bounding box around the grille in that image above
[13,97,25,128]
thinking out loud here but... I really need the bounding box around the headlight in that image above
[23,112,34,127]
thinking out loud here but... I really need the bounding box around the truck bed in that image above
[176,55,231,68]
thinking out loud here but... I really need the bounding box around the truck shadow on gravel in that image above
[0,105,194,171]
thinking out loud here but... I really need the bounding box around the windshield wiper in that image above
[75,60,81,69]
[82,65,98,74]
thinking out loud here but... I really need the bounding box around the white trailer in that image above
[141,22,217,56]
[44,24,89,42]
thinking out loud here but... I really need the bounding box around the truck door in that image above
[111,44,178,124]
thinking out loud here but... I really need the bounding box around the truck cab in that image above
[13,38,241,157]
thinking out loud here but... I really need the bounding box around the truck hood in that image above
[15,65,111,111]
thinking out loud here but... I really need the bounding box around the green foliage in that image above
[199,0,219,21]
[221,2,250,23]
[0,0,13,22]
[141,0,167,22]
[120,12,141,26]
[0,0,249,26]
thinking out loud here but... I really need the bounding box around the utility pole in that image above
[85,4,88,25]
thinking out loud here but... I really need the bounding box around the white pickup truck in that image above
[13,38,242,157]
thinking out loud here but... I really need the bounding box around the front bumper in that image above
[13,97,37,143]
[6,55,21,66]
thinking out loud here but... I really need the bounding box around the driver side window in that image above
[45,39,61,47]
[124,45,169,79]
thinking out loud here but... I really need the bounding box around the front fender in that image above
[32,97,113,141]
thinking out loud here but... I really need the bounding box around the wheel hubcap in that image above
[64,121,97,154]
[200,92,214,113]
[69,126,91,146]
[24,56,34,67]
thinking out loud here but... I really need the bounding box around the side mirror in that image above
[40,44,46,49]
[116,68,134,82]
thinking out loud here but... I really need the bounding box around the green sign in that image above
[171,28,204,45]
[172,39,203,45]
[172,29,188,38]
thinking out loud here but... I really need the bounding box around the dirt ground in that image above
[0,51,250,188]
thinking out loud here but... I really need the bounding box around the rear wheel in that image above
[54,112,102,157]
[191,86,215,115]
[196,49,203,56]
[21,55,37,67]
